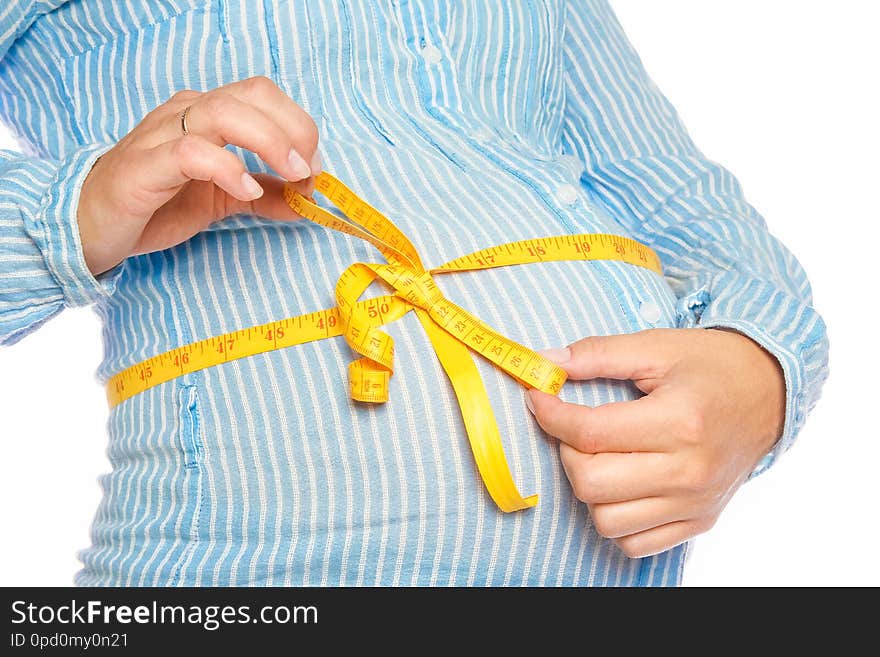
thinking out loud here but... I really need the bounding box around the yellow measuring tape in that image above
[107,172,662,512]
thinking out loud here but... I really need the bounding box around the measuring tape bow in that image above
[107,172,663,512]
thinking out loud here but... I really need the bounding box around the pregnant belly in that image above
[81,177,679,586]
[82,256,677,586]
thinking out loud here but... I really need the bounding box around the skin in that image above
[527,328,785,559]
[77,77,786,559]
[78,76,319,276]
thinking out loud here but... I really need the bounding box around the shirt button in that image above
[639,300,662,324]
[555,183,579,206]
[474,127,494,142]
[421,43,443,64]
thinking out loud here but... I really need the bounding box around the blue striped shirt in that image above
[0,1,828,586]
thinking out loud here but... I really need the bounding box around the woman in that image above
[0,0,827,586]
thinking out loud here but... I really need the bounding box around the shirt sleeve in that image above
[0,145,121,346]
[1,2,120,345]
[561,0,829,475]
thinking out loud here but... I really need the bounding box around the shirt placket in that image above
[372,2,596,233]
[390,1,462,120]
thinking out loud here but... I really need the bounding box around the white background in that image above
[1,0,877,586]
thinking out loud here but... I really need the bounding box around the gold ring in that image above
[180,105,192,136]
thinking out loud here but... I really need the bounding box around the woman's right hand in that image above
[77,76,321,276]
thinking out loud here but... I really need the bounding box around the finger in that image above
[240,174,309,221]
[542,330,680,382]
[142,135,263,202]
[589,497,692,539]
[135,90,204,143]
[527,389,668,453]
[218,76,320,168]
[164,89,204,110]
[560,446,678,503]
[613,518,712,559]
[170,92,312,182]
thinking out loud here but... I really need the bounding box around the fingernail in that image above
[287,148,311,181]
[538,347,571,365]
[241,172,263,200]
[310,148,323,176]
[524,390,536,415]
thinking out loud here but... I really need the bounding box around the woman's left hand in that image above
[526,327,786,558]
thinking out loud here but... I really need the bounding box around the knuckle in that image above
[168,89,196,103]
[143,102,174,127]
[250,74,275,88]
[568,470,590,504]
[172,135,201,161]
[590,507,617,538]
[678,406,705,444]
[573,468,600,503]
[571,477,590,504]
[248,128,277,154]
[199,92,229,119]
[563,456,595,504]
[616,537,644,559]
[243,75,277,98]
[299,113,320,147]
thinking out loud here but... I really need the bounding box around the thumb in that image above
[539,330,675,383]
